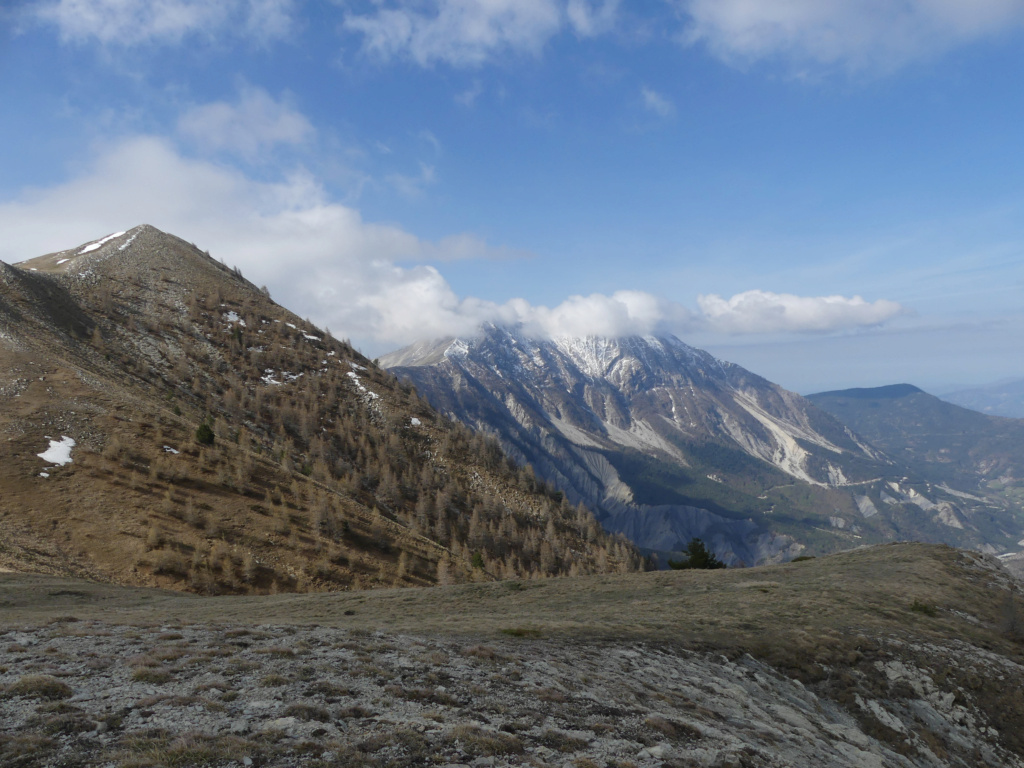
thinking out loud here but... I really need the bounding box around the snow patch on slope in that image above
[551,336,625,378]
[347,370,380,400]
[444,339,469,360]
[38,436,75,466]
[79,232,126,254]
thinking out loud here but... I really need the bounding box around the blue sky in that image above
[2,0,1023,394]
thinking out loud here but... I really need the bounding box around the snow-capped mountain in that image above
[383,325,1024,563]
[388,328,878,485]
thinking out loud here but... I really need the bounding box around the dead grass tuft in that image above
[114,732,257,768]
[255,645,297,657]
[644,715,702,741]
[538,729,590,753]
[448,725,524,756]
[131,668,173,684]
[282,703,331,722]
[5,675,73,701]
[462,644,498,660]
[0,733,57,766]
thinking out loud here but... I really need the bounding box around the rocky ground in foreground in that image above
[2,619,1023,768]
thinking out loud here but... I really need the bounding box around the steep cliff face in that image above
[385,326,1024,563]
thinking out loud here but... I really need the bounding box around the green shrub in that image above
[500,627,542,638]
[195,422,215,446]
[910,599,938,617]
[668,538,726,570]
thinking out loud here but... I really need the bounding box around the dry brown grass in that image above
[131,668,174,684]
[4,675,73,701]
[448,724,524,756]
[1,226,638,596]
[1,543,1020,662]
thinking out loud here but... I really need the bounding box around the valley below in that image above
[3,543,1024,767]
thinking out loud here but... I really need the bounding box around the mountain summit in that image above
[384,325,1024,563]
[384,327,881,485]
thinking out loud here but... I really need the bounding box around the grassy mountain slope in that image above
[0,226,640,593]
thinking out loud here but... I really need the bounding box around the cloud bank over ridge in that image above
[0,132,905,352]
[698,290,906,334]
[0,77,909,351]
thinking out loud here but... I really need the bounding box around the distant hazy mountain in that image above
[807,384,1024,545]
[940,378,1024,419]
[384,327,1024,564]
[806,384,1024,481]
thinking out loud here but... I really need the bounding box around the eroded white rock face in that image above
[0,624,1020,768]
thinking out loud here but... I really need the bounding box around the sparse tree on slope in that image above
[668,538,726,570]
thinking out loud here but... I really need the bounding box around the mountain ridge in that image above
[807,383,1024,529]
[386,326,1024,563]
[940,377,1024,419]
[0,226,641,591]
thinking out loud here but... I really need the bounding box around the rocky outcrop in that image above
[2,621,1022,768]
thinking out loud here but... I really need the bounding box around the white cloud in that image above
[455,80,484,106]
[343,0,564,66]
[243,0,295,42]
[386,162,437,198]
[177,87,314,161]
[697,290,906,334]
[640,86,674,117]
[0,136,517,348]
[681,0,1024,72]
[566,0,619,37]
[0,135,906,352]
[515,290,695,339]
[33,0,295,45]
